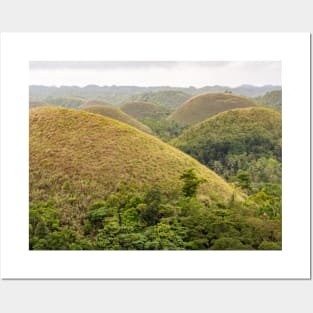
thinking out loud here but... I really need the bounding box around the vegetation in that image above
[79,99,111,108]
[168,92,256,126]
[180,168,206,197]
[30,169,281,250]
[29,98,49,108]
[171,107,282,225]
[254,90,282,109]
[140,118,186,142]
[29,95,282,250]
[30,107,236,214]
[130,90,193,109]
[119,100,188,142]
[44,96,86,108]
[194,84,281,97]
[80,105,153,134]
[30,84,281,103]
[121,101,171,120]
[171,107,281,182]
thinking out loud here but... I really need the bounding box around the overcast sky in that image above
[29,61,281,87]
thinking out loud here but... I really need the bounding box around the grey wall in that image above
[0,1,312,312]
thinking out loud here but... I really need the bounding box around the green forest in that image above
[29,85,282,250]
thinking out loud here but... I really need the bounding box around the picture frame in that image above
[0,32,310,279]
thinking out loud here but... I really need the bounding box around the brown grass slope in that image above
[80,105,152,134]
[168,92,256,125]
[79,99,111,108]
[30,107,237,212]
[121,100,170,120]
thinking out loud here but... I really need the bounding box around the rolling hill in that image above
[121,101,171,120]
[30,107,237,209]
[79,99,111,108]
[130,90,193,109]
[168,92,256,125]
[171,107,282,181]
[30,84,281,103]
[80,105,153,134]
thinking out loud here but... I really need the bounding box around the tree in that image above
[139,188,163,226]
[210,237,249,250]
[180,168,205,197]
[232,170,251,191]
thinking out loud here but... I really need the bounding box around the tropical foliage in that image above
[30,169,281,250]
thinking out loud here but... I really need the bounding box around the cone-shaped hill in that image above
[30,107,237,209]
[168,92,256,126]
[79,99,111,108]
[121,100,170,120]
[171,107,282,179]
[80,105,153,134]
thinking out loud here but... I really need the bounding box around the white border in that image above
[0,33,310,279]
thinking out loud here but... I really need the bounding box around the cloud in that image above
[30,61,183,71]
[29,61,281,87]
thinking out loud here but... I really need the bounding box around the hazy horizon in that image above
[30,83,281,88]
[29,61,281,88]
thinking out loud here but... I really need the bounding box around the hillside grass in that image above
[168,92,256,125]
[80,105,152,134]
[121,100,171,120]
[30,107,238,218]
[79,99,111,108]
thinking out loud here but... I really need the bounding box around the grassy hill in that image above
[254,90,282,109]
[79,99,111,108]
[80,105,153,134]
[30,107,236,208]
[121,101,171,120]
[168,92,256,126]
[171,107,281,183]
[130,90,193,109]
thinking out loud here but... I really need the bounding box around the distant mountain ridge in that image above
[30,84,281,105]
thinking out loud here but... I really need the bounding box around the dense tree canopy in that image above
[171,107,282,190]
[30,170,281,250]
